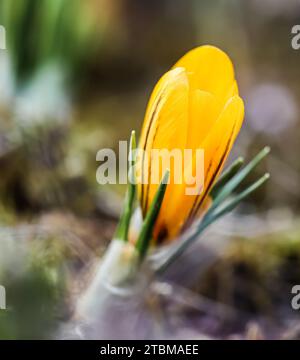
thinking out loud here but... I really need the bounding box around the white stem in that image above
[77,239,140,321]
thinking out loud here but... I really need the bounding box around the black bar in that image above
[0,340,299,359]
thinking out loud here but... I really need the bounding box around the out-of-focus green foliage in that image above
[0,0,104,85]
[0,234,67,339]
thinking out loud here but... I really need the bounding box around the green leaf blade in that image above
[136,170,169,262]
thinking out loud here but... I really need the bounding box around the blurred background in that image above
[0,0,300,339]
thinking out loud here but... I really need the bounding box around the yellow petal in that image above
[137,46,244,243]
[156,95,244,241]
[137,67,189,217]
[184,95,244,226]
[187,89,219,150]
[173,45,239,110]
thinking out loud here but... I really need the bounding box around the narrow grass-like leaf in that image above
[208,173,270,221]
[156,173,270,274]
[115,131,137,241]
[207,147,270,216]
[136,170,169,262]
[210,157,244,199]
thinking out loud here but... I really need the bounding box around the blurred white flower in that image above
[14,63,70,128]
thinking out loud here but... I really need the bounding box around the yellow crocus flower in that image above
[137,45,244,242]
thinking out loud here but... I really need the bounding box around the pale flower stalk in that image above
[77,239,140,322]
